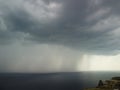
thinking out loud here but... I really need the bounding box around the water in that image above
[0,71,120,90]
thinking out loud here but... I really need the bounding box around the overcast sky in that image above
[0,0,120,72]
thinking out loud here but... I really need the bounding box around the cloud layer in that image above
[0,0,120,54]
[1,0,120,72]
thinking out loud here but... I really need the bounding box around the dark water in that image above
[0,71,120,90]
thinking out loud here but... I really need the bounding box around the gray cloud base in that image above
[0,0,120,55]
[1,0,120,72]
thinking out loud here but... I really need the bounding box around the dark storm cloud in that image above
[0,0,120,54]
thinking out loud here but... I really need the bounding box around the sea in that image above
[0,71,120,90]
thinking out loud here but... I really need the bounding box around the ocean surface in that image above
[0,71,120,90]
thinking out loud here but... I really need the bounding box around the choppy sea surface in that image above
[0,71,120,90]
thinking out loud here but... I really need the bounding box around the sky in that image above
[0,0,120,72]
